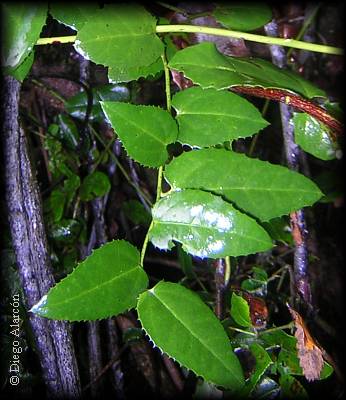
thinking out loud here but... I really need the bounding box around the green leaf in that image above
[172,87,269,147]
[100,102,178,167]
[238,343,273,398]
[279,374,308,399]
[137,281,245,390]
[150,189,272,258]
[262,217,293,245]
[231,293,252,327]
[75,5,164,73]
[1,4,47,70]
[261,329,333,380]
[49,219,81,245]
[79,171,111,201]
[164,148,323,221]
[49,4,95,31]
[66,83,130,120]
[48,190,66,223]
[31,240,148,321]
[108,56,163,83]
[169,42,325,98]
[213,3,272,31]
[9,51,34,82]
[293,113,338,161]
[122,200,151,226]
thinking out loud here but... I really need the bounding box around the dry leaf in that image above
[242,292,268,329]
[287,304,324,381]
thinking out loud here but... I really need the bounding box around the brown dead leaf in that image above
[287,304,324,381]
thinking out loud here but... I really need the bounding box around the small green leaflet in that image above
[150,189,272,258]
[172,87,269,147]
[293,112,338,160]
[169,42,325,98]
[75,5,163,76]
[79,171,111,201]
[30,240,148,321]
[213,3,272,31]
[238,343,273,398]
[230,293,252,327]
[100,102,178,168]
[2,4,47,70]
[164,148,323,221]
[137,281,245,390]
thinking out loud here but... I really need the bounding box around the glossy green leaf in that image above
[75,5,163,73]
[172,87,269,147]
[164,148,323,221]
[150,189,272,258]
[66,84,130,120]
[31,240,148,321]
[49,219,81,245]
[79,171,111,201]
[169,42,325,98]
[49,4,96,31]
[2,3,47,70]
[137,281,245,390]
[100,102,178,167]
[293,113,338,160]
[279,374,308,399]
[231,293,252,327]
[238,343,273,398]
[213,3,272,31]
[250,377,280,399]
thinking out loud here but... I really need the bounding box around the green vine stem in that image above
[140,52,172,267]
[35,24,343,55]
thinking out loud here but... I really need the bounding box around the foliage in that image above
[3,2,342,397]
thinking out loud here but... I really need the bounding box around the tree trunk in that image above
[2,75,81,398]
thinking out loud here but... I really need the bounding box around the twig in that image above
[264,21,313,308]
[82,343,128,393]
[162,354,184,392]
[214,259,227,320]
[231,86,342,138]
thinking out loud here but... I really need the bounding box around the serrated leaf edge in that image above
[137,285,244,390]
[30,240,146,321]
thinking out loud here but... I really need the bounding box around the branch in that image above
[264,21,313,308]
[35,25,344,55]
[2,75,81,397]
[231,86,343,138]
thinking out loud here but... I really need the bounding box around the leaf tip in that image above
[30,294,49,316]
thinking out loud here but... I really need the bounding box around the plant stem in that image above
[258,322,294,335]
[35,25,344,55]
[155,25,343,55]
[140,52,172,266]
[232,86,342,138]
[286,3,321,59]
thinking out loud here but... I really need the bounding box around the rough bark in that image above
[2,75,81,398]
[264,21,312,307]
